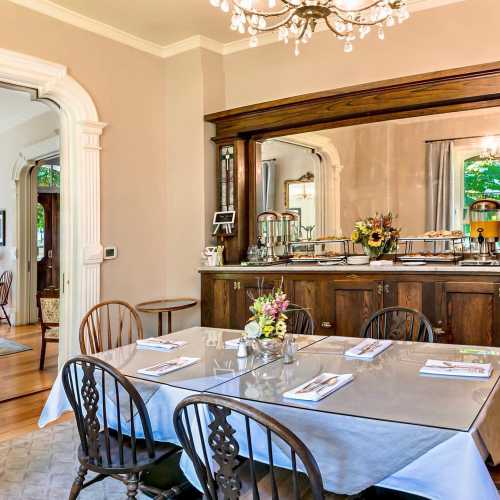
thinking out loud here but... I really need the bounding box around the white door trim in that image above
[0,47,106,366]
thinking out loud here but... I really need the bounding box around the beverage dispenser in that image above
[469,199,500,260]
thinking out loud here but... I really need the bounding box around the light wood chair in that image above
[37,288,60,370]
[79,300,144,354]
[0,270,13,326]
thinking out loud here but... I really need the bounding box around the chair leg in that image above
[40,337,47,370]
[68,465,87,500]
[1,304,10,326]
[126,473,139,499]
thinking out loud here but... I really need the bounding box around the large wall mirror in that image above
[255,106,500,241]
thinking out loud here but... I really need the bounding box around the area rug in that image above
[0,421,149,500]
[0,337,31,356]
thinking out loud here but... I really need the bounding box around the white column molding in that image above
[0,47,106,365]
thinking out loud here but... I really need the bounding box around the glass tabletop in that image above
[136,299,197,312]
[208,336,500,432]
[95,327,325,392]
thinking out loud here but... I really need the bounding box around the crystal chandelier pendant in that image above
[209,0,410,54]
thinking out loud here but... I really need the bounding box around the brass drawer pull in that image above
[321,321,333,328]
[347,274,360,279]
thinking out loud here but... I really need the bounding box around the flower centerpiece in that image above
[244,281,289,360]
[351,212,400,259]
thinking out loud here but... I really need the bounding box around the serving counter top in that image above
[199,263,500,274]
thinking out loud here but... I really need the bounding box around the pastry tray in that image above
[396,255,463,262]
[291,256,346,263]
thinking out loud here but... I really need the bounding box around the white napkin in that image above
[345,339,392,359]
[136,338,187,352]
[137,356,199,376]
[224,338,245,349]
[420,359,492,378]
[283,372,353,401]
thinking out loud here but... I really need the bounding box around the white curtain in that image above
[426,140,454,231]
[261,159,276,212]
[314,152,338,236]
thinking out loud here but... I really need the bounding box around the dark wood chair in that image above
[0,270,13,326]
[360,306,434,343]
[287,303,314,335]
[37,288,60,370]
[62,355,182,499]
[79,300,144,354]
[173,393,326,500]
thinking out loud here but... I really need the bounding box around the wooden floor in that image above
[0,322,58,402]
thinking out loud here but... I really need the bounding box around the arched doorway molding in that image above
[0,47,106,365]
[281,132,343,235]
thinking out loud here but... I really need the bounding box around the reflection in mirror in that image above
[256,106,500,245]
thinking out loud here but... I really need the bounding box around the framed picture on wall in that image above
[0,210,5,246]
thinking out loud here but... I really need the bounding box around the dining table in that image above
[39,326,500,500]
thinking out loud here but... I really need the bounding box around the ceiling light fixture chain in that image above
[209,0,409,55]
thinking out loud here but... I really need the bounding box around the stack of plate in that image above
[347,255,370,265]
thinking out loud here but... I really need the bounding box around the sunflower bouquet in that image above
[351,212,400,259]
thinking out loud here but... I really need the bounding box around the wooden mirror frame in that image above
[205,61,500,264]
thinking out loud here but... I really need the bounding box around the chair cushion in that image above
[45,328,59,340]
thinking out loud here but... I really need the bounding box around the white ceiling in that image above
[0,86,51,136]
[8,0,466,57]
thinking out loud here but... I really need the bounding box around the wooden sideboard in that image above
[200,268,500,346]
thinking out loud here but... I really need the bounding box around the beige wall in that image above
[223,0,500,109]
[0,1,168,332]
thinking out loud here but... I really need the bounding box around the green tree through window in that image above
[464,157,500,207]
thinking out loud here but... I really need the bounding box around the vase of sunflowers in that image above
[351,212,400,260]
[244,280,289,360]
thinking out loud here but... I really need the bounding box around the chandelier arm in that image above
[324,16,345,37]
[296,19,309,41]
[334,11,390,26]
[247,11,295,32]
[233,1,291,18]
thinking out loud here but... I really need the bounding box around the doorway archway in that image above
[0,48,106,366]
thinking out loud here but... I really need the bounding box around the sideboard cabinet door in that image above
[201,274,232,329]
[437,281,500,346]
[329,279,384,337]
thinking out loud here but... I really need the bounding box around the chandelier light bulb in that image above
[209,0,410,54]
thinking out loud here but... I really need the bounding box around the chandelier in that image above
[209,0,410,55]
[480,136,500,162]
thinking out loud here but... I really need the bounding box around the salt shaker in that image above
[237,338,248,358]
[282,335,297,364]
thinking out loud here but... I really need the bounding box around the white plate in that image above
[347,256,370,265]
[401,261,427,266]
[317,260,343,266]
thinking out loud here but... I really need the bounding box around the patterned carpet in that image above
[0,337,31,356]
[0,421,149,499]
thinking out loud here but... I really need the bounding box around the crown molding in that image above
[7,0,165,57]
[7,0,465,59]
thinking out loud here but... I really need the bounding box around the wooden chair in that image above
[0,270,13,326]
[79,300,144,354]
[173,393,327,500]
[37,288,60,370]
[360,306,434,343]
[287,303,314,335]
[62,355,182,499]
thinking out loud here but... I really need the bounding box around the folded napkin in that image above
[137,356,199,376]
[136,338,187,351]
[224,338,245,349]
[283,372,353,401]
[345,338,392,359]
[420,359,492,378]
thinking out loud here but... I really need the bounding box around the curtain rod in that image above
[425,133,500,144]
[270,138,316,152]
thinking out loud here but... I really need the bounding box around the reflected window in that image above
[37,161,60,192]
[37,202,45,261]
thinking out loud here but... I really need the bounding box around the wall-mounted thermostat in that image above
[104,246,118,260]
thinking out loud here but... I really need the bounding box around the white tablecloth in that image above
[40,373,500,500]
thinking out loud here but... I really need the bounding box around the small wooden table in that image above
[136,298,198,336]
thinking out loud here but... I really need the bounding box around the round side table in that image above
[136,298,198,336]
